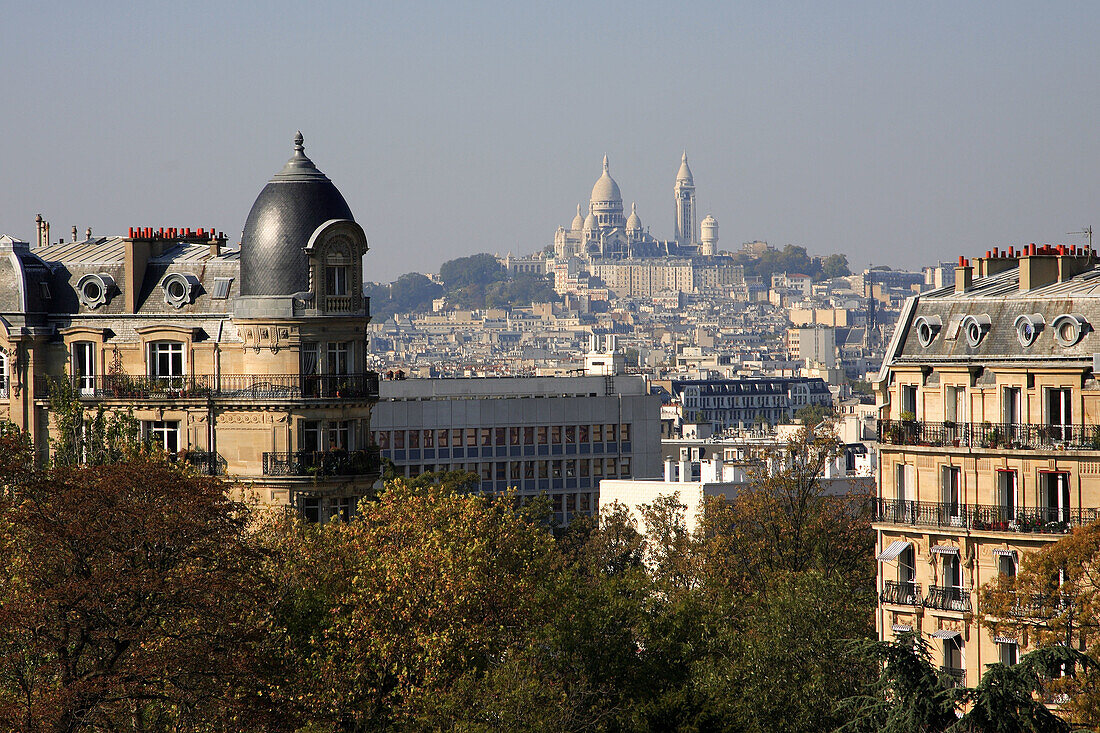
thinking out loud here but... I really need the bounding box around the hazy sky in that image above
[3,1,1099,282]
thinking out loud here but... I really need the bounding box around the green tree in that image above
[819,253,851,280]
[47,377,141,466]
[439,253,505,290]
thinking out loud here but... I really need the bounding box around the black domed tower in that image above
[240,132,360,299]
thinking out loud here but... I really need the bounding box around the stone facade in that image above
[0,134,380,522]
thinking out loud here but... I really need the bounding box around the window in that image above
[579,459,590,477]
[438,429,449,447]
[999,641,1018,666]
[943,637,963,674]
[466,429,477,447]
[579,424,589,443]
[998,554,1017,578]
[620,424,631,441]
[551,426,561,444]
[0,352,7,396]
[523,427,534,445]
[327,342,350,375]
[606,424,617,442]
[148,341,185,379]
[393,431,405,449]
[509,427,520,445]
[326,264,349,296]
[480,428,491,447]
[480,463,492,481]
[495,427,506,446]
[593,424,603,442]
[423,429,434,448]
[941,466,961,523]
[605,458,616,477]
[302,421,322,452]
[565,425,575,444]
[327,421,351,450]
[1002,386,1021,425]
[300,342,320,376]
[524,461,534,479]
[408,430,420,449]
[510,461,521,480]
[212,277,233,299]
[901,385,918,417]
[620,457,631,476]
[944,385,965,424]
[72,341,96,394]
[1042,472,1071,524]
[538,460,548,479]
[1046,388,1073,441]
[943,553,961,589]
[146,421,179,453]
[552,460,562,479]
[996,471,1017,523]
[537,426,548,445]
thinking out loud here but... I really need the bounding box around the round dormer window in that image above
[161,273,198,308]
[76,273,114,309]
[1052,314,1088,347]
[914,315,942,348]
[1014,313,1044,347]
[961,314,991,347]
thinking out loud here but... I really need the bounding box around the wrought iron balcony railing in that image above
[36,373,380,401]
[925,585,971,613]
[940,666,966,687]
[878,419,1100,451]
[166,450,221,476]
[881,580,922,606]
[262,448,382,478]
[874,498,1094,534]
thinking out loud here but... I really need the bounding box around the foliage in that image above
[733,243,852,283]
[980,521,1100,725]
[46,376,141,466]
[793,402,836,426]
[820,253,852,280]
[0,452,279,731]
[367,253,560,317]
[839,634,1081,733]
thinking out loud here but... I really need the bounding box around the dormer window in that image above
[914,315,942,348]
[961,314,991,347]
[1052,313,1089,347]
[160,273,199,308]
[77,273,115,309]
[1014,313,1044,347]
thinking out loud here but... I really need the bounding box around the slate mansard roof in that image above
[890,260,1100,369]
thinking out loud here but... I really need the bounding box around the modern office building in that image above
[874,245,1100,688]
[370,374,661,524]
[0,133,380,522]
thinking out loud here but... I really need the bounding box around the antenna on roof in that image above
[1067,226,1093,250]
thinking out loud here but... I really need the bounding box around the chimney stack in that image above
[71,226,78,242]
[954,256,973,293]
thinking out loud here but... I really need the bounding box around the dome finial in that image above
[631,201,637,213]
[294,131,304,153]
[682,150,688,162]
[603,154,609,173]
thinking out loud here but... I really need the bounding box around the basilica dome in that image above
[590,155,622,205]
[240,132,355,297]
[571,204,585,231]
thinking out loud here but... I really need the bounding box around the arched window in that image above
[0,351,7,398]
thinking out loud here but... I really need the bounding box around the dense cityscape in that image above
[3,2,1100,731]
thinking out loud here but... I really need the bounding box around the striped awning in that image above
[992,548,1016,558]
[877,540,911,562]
[932,545,960,555]
[994,636,1017,644]
[891,624,913,633]
[932,629,961,640]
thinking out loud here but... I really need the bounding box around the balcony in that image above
[167,450,221,476]
[881,580,922,606]
[940,666,966,687]
[262,448,381,478]
[874,499,1094,534]
[878,419,1100,451]
[36,373,380,402]
[925,585,971,613]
